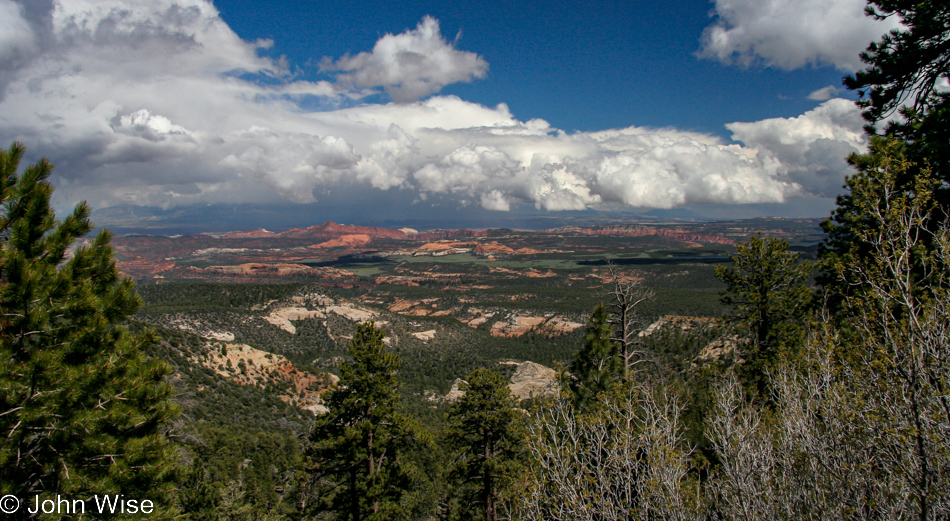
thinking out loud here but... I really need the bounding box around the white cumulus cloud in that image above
[321,16,489,103]
[808,85,840,100]
[699,0,902,71]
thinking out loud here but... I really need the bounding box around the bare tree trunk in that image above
[604,263,654,380]
[368,431,379,514]
[350,468,360,521]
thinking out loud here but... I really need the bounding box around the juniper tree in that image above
[0,142,179,519]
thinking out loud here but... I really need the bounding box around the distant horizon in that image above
[90,200,832,237]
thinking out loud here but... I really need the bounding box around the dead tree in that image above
[604,263,654,380]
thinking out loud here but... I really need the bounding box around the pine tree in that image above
[715,234,812,397]
[564,304,622,409]
[307,321,423,521]
[0,142,179,519]
[445,368,525,521]
[844,0,950,178]
[177,461,221,521]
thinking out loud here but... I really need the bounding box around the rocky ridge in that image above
[544,225,736,245]
[445,361,560,402]
[191,342,336,414]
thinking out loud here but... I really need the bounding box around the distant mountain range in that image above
[90,198,834,236]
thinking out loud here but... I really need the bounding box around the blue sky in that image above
[214,0,848,135]
[0,0,902,228]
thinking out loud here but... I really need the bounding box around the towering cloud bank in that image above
[0,0,867,213]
